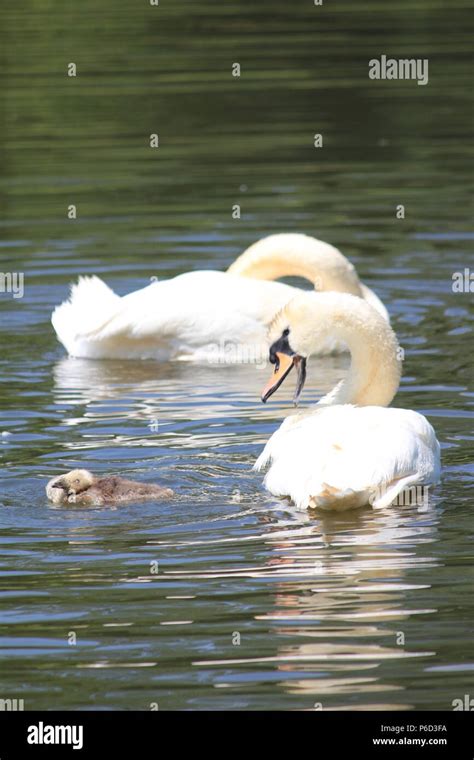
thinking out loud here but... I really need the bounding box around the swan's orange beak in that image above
[261,352,295,403]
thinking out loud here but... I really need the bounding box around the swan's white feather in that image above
[255,293,440,511]
[51,234,389,362]
[359,282,389,322]
[52,272,296,360]
[255,405,440,511]
[52,271,357,360]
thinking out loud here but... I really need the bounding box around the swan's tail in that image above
[52,276,121,356]
[253,450,270,473]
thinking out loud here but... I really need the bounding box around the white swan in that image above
[52,234,388,362]
[255,292,440,511]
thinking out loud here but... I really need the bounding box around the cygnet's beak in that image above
[51,478,67,491]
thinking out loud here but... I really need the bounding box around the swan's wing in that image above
[52,271,296,359]
[256,405,440,509]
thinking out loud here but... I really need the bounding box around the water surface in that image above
[0,0,473,710]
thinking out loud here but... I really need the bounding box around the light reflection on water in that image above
[0,256,472,711]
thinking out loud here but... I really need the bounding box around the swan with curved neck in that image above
[255,292,440,511]
[52,233,388,362]
[229,233,363,293]
[229,233,388,319]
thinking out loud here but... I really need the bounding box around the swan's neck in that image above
[308,296,401,407]
[228,233,363,295]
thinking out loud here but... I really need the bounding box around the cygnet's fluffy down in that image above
[46,469,173,505]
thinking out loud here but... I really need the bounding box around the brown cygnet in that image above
[46,469,173,505]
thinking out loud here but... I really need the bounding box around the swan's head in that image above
[50,469,95,496]
[261,291,400,406]
[261,293,322,404]
[261,327,307,405]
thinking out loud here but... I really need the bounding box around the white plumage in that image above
[51,234,388,362]
[255,292,440,511]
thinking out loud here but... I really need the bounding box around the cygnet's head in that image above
[50,469,95,496]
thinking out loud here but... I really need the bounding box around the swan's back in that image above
[52,271,300,361]
[256,405,440,510]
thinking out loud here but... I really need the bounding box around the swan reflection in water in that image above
[51,353,348,439]
[188,502,442,710]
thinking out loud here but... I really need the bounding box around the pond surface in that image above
[0,0,473,710]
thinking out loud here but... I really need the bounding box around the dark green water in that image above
[0,0,473,710]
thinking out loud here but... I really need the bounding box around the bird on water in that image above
[46,469,173,505]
